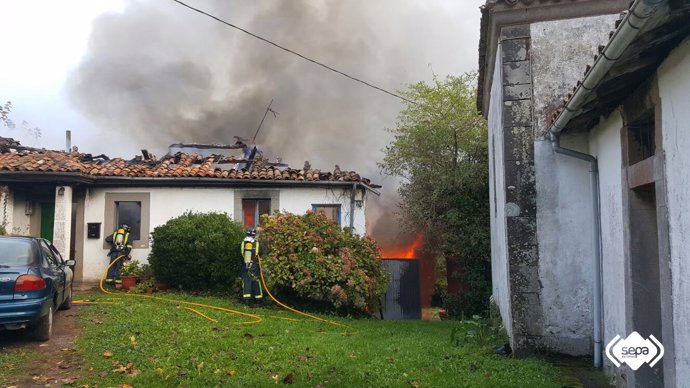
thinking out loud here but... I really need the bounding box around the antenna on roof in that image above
[252,98,277,145]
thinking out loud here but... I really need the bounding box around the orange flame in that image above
[380,233,423,259]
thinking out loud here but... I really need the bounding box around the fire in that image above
[380,233,423,259]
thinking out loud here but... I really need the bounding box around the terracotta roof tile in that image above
[0,141,380,188]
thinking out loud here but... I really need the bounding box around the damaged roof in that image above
[0,138,381,189]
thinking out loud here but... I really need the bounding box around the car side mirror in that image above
[64,260,76,267]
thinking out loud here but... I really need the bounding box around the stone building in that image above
[478,0,690,386]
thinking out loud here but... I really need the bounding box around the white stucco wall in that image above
[531,15,619,354]
[79,186,366,282]
[658,36,690,384]
[278,187,366,235]
[81,187,236,281]
[588,111,627,371]
[488,44,512,334]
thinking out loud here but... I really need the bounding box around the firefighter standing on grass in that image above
[241,228,264,305]
[105,224,133,284]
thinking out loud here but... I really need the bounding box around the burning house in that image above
[0,136,380,284]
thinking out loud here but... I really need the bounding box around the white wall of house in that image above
[531,15,618,355]
[487,45,512,335]
[658,36,690,383]
[81,187,236,282]
[79,185,366,282]
[278,187,366,235]
[588,111,628,374]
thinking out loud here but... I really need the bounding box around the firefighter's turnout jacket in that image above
[240,236,263,301]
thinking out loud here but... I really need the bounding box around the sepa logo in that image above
[605,332,664,371]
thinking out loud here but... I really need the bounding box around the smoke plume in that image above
[67,0,479,248]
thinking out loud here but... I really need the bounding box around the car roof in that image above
[0,236,43,243]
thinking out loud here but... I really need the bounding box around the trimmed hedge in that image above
[148,212,245,290]
[260,211,388,312]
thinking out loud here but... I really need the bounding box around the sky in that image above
[0,0,485,243]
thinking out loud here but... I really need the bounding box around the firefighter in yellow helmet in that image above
[240,228,263,306]
[105,224,133,284]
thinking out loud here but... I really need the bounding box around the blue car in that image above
[0,236,75,341]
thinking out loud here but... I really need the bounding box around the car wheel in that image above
[59,287,73,310]
[29,305,53,341]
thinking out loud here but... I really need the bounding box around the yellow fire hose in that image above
[74,254,355,332]
[257,255,354,331]
[73,255,262,325]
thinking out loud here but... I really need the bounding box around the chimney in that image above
[65,130,72,152]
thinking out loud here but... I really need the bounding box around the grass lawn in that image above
[0,347,37,386]
[72,291,562,387]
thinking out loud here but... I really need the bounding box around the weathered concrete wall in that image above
[488,43,512,334]
[531,15,620,139]
[534,134,593,355]
[588,111,628,379]
[658,36,690,385]
[10,190,31,236]
[530,15,619,355]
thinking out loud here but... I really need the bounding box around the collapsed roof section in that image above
[0,137,381,191]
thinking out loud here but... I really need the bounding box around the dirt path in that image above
[0,307,84,388]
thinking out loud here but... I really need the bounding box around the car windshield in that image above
[0,239,36,266]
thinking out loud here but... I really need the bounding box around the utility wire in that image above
[171,0,417,105]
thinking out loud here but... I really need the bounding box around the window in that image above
[242,199,271,229]
[115,201,142,240]
[40,241,58,267]
[312,205,341,226]
[0,239,35,266]
[627,109,655,165]
[103,192,150,249]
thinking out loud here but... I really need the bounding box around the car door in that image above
[49,243,73,291]
[40,240,65,305]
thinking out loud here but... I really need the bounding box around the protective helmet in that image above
[121,224,131,233]
[246,228,256,237]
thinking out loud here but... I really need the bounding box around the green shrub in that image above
[148,212,245,291]
[259,211,388,312]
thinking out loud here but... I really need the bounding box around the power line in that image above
[171,0,417,105]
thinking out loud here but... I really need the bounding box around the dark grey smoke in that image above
[67,0,480,247]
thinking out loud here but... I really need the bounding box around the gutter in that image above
[549,0,666,134]
[547,0,666,368]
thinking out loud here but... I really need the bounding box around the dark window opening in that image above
[313,205,341,225]
[116,201,141,240]
[627,109,655,165]
[243,199,270,230]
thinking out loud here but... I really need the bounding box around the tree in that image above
[379,73,490,316]
[0,100,41,138]
[1,101,13,129]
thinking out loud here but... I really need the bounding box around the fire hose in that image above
[74,254,355,332]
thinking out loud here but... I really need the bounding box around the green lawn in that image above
[73,292,561,387]
[0,347,36,386]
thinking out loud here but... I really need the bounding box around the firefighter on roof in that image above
[240,228,263,305]
[105,224,133,284]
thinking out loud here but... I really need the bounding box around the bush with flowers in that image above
[259,211,388,312]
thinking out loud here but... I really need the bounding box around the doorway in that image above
[39,202,55,242]
[628,184,663,387]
